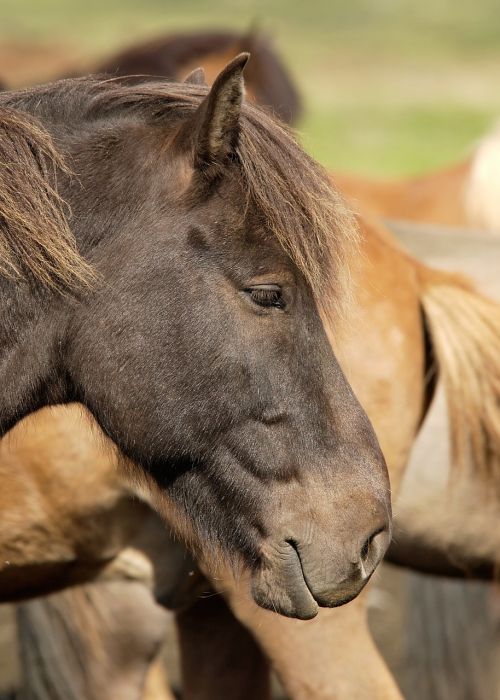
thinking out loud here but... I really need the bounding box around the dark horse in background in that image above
[93,29,302,124]
[0,56,391,621]
[0,28,302,125]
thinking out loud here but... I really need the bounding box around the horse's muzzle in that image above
[251,523,391,619]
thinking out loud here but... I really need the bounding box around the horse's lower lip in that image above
[251,579,319,620]
[250,542,319,620]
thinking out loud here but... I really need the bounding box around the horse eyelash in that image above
[249,288,285,308]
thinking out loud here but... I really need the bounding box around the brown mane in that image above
[0,106,95,291]
[2,77,357,316]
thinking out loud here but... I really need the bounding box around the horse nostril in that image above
[360,537,371,563]
[360,526,386,564]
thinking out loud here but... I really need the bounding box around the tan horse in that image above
[3,212,500,699]
[332,124,500,233]
[0,405,191,700]
[2,406,258,700]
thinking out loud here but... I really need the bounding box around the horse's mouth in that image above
[250,540,319,620]
[250,536,381,620]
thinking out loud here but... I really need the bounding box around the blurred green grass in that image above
[2,0,500,175]
[302,104,498,174]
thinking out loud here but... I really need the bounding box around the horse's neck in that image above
[333,217,427,494]
[0,282,68,435]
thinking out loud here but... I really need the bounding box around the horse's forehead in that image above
[179,196,294,274]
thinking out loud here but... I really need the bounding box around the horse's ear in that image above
[183,67,208,86]
[179,53,249,179]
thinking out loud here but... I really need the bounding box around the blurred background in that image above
[1,0,500,175]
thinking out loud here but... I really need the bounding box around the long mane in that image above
[0,106,95,291]
[1,76,357,317]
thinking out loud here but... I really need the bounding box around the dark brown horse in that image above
[5,214,500,699]
[0,57,391,620]
[94,29,302,124]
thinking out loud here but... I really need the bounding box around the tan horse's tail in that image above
[417,266,500,482]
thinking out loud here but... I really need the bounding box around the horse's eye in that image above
[245,284,285,309]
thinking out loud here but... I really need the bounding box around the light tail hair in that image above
[419,270,500,483]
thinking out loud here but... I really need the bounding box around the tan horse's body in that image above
[333,124,500,234]
[333,161,471,228]
[2,215,500,699]
[0,407,193,700]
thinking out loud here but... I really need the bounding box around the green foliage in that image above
[302,105,498,174]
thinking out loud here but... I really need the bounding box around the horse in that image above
[332,123,500,232]
[0,404,167,602]
[3,211,500,698]
[0,58,392,621]
[2,30,302,125]
[91,28,302,124]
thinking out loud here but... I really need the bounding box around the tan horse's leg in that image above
[176,593,271,700]
[221,583,403,700]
